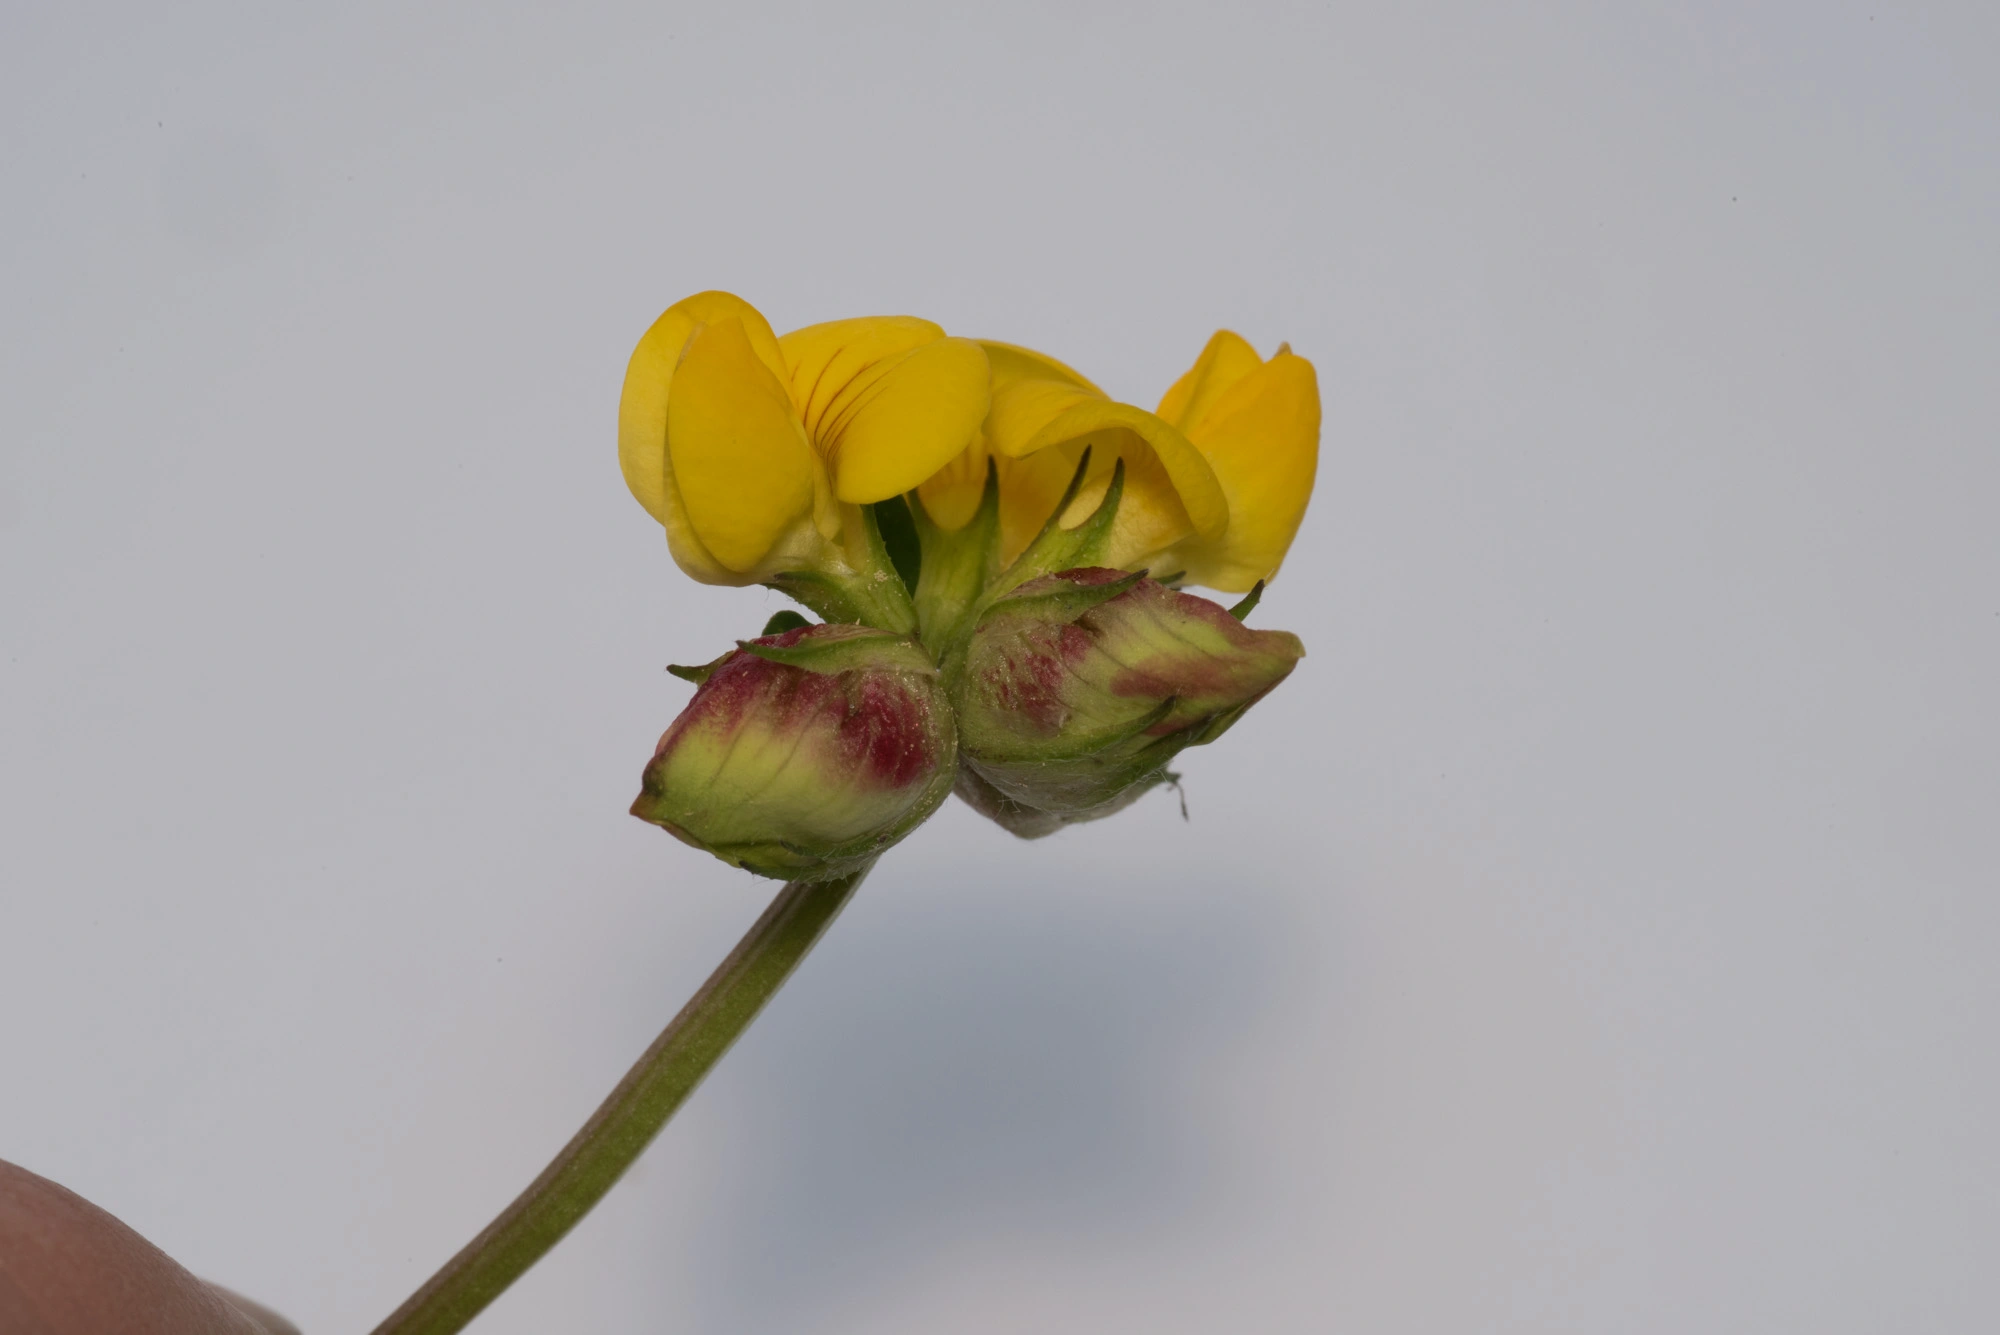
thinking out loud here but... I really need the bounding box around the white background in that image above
[4,3,1996,1330]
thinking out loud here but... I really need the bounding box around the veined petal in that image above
[819,337,990,503]
[1154,329,1262,434]
[778,317,990,504]
[1171,351,1321,591]
[666,317,818,573]
[779,316,945,439]
[619,290,789,581]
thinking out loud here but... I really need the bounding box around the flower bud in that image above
[952,568,1303,835]
[632,624,956,880]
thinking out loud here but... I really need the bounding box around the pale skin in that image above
[0,1160,294,1335]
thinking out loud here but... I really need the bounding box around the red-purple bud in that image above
[951,569,1303,835]
[632,624,956,880]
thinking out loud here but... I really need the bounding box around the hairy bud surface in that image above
[952,568,1303,836]
[632,624,956,879]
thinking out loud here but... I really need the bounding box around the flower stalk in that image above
[369,867,869,1335]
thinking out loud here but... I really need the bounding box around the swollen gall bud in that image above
[951,568,1303,836]
[632,624,957,880]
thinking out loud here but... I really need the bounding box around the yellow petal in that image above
[982,377,1094,459]
[977,340,1104,395]
[779,315,945,439]
[1155,329,1263,434]
[914,434,993,532]
[986,380,1228,559]
[996,445,1095,561]
[819,337,991,503]
[666,317,818,573]
[913,343,1102,536]
[1172,351,1321,591]
[619,291,789,581]
[777,317,991,504]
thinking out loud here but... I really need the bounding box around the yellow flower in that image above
[915,332,1318,594]
[1153,331,1320,592]
[916,343,1229,574]
[619,291,991,586]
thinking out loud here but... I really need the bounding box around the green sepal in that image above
[981,567,1147,627]
[635,808,919,885]
[737,624,935,676]
[997,719,1193,805]
[645,824,888,884]
[764,505,918,634]
[957,747,1179,834]
[950,765,1068,839]
[666,650,734,685]
[908,460,1001,653]
[764,567,916,635]
[1186,695,1258,747]
[1228,580,1265,622]
[670,611,818,681]
[989,449,1126,601]
[761,610,813,636]
[952,761,1168,840]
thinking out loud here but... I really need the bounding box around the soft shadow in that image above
[671,868,1281,1331]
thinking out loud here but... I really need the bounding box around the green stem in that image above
[369,866,870,1335]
